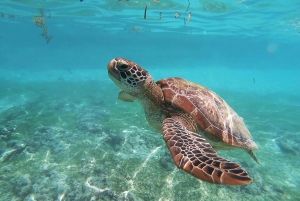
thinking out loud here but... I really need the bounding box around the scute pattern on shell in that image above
[158,77,258,150]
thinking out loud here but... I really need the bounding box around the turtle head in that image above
[107,58,152,96]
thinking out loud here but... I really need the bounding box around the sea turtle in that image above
[107,58,259,185]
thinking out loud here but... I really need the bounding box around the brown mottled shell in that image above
[157,77,258,150]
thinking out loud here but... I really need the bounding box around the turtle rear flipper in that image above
[162,118,253,185]
[248,150,260,164]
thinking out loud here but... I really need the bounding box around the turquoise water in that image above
[0,0,300,200]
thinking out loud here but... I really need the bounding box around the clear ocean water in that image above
[0,0,300,200]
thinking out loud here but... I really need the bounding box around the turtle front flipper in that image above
[118,90,136,102]
[162,118,253,185]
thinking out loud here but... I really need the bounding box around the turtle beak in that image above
[107,59,120,79]
[107,59,123,88]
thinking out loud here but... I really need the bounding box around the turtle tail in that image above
[248,150,260,164]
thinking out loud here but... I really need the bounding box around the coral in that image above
[0,123,16,141]
[30,126,70,153]
[77,112,104,135]
[104,132,124,151]
[79,157,98,176]
[13,174,32,197]
[30,170,70,200]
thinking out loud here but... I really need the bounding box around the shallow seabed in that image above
[1,0,300,200]
[0,67,299,201]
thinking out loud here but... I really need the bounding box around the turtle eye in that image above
[117,62,130,71]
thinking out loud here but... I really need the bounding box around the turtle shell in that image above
[157,77,258,150]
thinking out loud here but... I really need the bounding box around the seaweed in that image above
[33,9,54,43]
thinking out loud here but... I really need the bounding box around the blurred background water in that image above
[0,0,300,200]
